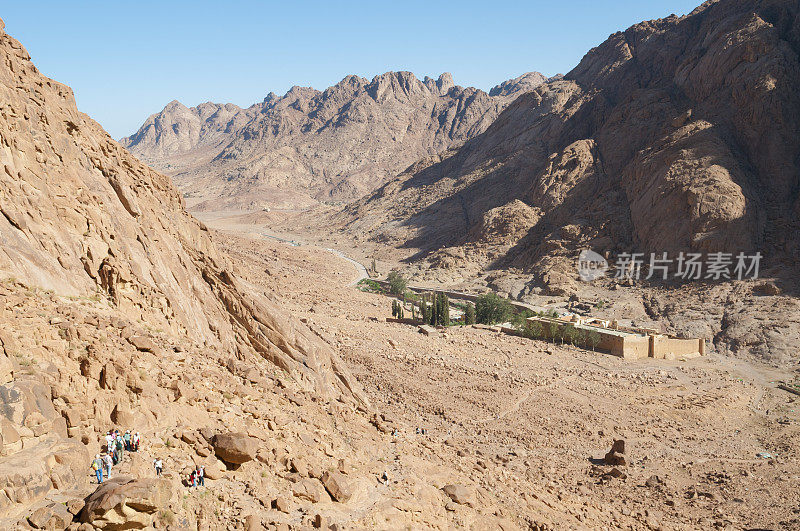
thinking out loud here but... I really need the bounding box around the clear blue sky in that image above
[2,1,703,139]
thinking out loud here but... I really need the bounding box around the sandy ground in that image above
[209,223,800,530]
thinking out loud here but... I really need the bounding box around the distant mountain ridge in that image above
[121,71,550,210]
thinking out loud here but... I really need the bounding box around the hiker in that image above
[91,454,104,484]
[132,431,140,451]
[153,458,163,476]
[197,466,205,486]
[123,430,131,451]
[115,435,124,462]
[189,468,196,488]
[105,431,115,453]
[102,453,113,480]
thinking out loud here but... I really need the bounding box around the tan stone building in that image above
[526,316,705,360]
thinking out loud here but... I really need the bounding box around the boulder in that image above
[201,457,226,480]
[110,405,136,427]
[442,484,474,506]
[28,502,72,529]
[80,477,172,529]
[212,432,258,465]
[272,496,290,513]
[604,439,626,466]
[128,336,156,353]
[0,437,87,514]
[292,478,328,503]
[321,471,352,502]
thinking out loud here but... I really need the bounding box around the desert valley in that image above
[1,0,800,530]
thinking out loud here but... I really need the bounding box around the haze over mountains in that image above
[122,71,550,210]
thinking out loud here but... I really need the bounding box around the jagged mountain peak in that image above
[122,70,549,211]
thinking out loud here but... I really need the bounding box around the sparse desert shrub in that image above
[159,509,175,525]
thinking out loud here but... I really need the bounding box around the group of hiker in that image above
[90,429,206,490]
[90,429,141,483]
[188,465,205,487]
[151,458,205,489]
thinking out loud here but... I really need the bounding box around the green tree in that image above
[511,309,535,330]
[464,303,475,325]
[421,293,431,325]
[586,329,601,351]
[563,324,579,346]
[475,292,513,325]
[387,271,407,296]
[522,319,543,339]
[436,292,450,326]
[547,321,561,343]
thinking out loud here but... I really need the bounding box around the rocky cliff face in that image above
[337,0,800,282]
[121,71,548,210]
[0,17,359,402]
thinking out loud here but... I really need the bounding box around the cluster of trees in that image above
[521,319,603,350]
[420,291,450,326]
[384,277,605,352]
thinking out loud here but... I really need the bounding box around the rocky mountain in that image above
[121,71,549,211]
[334,0,800,289]
[0,15,377,527]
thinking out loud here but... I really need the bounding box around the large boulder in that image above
[442,484,475,507]
[27,502,72,530]
[321,471,352,502]
[292,478,328,503]
[212,432,258,465]
[80,476,172,529]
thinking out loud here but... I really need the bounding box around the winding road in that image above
[325,248,369,286]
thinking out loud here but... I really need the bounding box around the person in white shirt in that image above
[153,458,163,476]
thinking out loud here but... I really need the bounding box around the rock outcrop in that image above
[79,477,172,529]
[121,71,547,210]
[0,13,368,527]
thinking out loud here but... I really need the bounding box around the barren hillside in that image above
[121,71,548,211]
